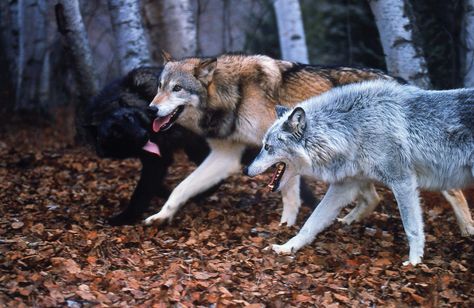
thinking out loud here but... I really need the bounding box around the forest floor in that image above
[1,112,474,307]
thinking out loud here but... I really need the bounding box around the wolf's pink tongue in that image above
[142,140,161,156]
[152,114,173,133]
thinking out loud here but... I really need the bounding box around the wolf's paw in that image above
[143,211,172,226]
[280,212,297,227]
[459,223,474,237]
[338,208,368,225]
[337,215,356,225]
[402,256,422,266]
[272,244,294,255]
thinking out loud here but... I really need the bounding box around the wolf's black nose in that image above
[147,105,159,118]
[242,166,249,176]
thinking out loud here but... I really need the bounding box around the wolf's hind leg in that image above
[441,190,474,236]
[390,177,424,266]
[144,141,245,225]
[280,176,301,226]
[339,182,381,225]
[272,181,360,254]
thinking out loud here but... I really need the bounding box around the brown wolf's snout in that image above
[151,93,169,106]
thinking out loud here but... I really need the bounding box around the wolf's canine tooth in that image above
[267,162,286,192]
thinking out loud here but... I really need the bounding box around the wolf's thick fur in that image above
[145,54,471,232]
[247,80,474,265]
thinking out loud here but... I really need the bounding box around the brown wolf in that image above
[144,54,474,236]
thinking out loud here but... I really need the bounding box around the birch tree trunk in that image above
[462,0,474,87]
[55,0,99,143]
[107,0,151,74]
[0,0,50,110]
[161,0,197,59]
[56,0,98,100]
[273,0,309,63]
[369,0,431,89]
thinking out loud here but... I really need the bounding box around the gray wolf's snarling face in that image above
[246,106,308,192]
[148,56,217,132]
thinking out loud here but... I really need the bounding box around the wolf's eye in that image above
[172,85,182,92]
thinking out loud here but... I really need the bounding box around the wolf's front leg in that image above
[272,181,360,254]
[143,141,246,225]
[280,176,301,226]
[390,177,424,266]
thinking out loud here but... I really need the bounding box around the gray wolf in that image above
[83,67,210,225]
[144,53,457,228]
[246,79,474,265]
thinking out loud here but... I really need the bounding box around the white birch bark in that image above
[369,0,431,89]
[161,0,197,59]
[57,0,98,99]
[273,0,309,63]
[462,0,474,87]
[107,0,151,74]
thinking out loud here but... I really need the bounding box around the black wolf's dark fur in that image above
[84,67,210,225]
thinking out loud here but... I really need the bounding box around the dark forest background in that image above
[0,0,469,113]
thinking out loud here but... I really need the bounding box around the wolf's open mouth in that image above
[152,105,184,132]
[268,162,286,192]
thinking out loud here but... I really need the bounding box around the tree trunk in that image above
[55,0,99,143]
[141,0,165,64]
[0,1,20,110]
[107,0,151,74]
[369,0,431,89]
[160,0,197,59]
[192,0,256,56]
[273,0,309,63]
[462,0,474,87]
[56,0,98,100]
[0,0,50,110]
[195,0,224,56]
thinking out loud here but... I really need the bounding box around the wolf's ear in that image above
[195,58,217,85]
[161,50,173,64]
[283,107,306,138]
[275,105,289,118]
